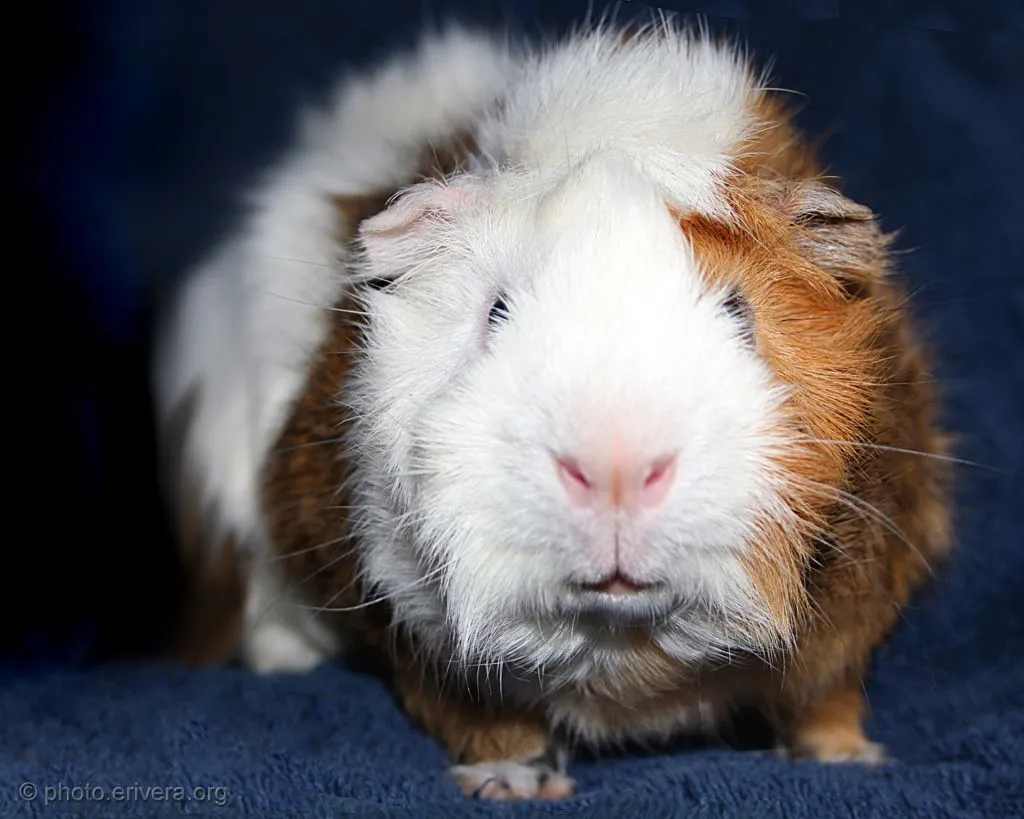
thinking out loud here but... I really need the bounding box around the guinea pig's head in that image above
[347,149,890,677]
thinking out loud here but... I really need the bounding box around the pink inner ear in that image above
[359,180,478,238]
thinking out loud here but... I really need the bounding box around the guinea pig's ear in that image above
[356,178,480,275]
[776,180,893,299]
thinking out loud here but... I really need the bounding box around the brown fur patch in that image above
[676,183,895,639]
[782,683,883,763]
[260,290,391,651]
[401,678,549,764]
[667,89,953,743]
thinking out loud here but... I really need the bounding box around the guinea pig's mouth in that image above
[564,573,675,627]
[574,573,658,596]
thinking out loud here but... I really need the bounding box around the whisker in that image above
[776,309,902,323]
[257,502,436,625]
[248,542,358,631]
[268,435,350,456]
[257,253,340,270]
[301,557,454,615]
[255,480,410,594]
[757,86,809,98]
[785,472,933,575]
[262,290,372,318]
[775,289,1013,325]
[261,482,350,517]
[265,532,355,561]
[807,533,880,570]
[792,436,997,472]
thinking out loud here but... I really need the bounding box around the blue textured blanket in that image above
[6,2,1022,817]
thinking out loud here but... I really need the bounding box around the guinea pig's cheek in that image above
[442,558,552,661]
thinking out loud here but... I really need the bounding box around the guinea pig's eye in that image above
[488,294,510,326]
[722,288,755,340]
[363,276,394,291]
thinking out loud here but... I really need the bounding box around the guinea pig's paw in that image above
[781,738,889,766]
[449,760,576,801]
[817,740,889,765]
[244,621,330,674]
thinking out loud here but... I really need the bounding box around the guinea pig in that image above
[154,18,954,801]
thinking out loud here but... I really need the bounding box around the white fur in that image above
[449,759,574,801]
[154,27,515,543]
[240,559,342,673]
[156,21,795,738]
[473,23,762,219]
[546,695,717,748]
[153,27,516,668]
[352,150,790,679]
[346,25,791,692]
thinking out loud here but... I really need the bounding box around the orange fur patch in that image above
[677,181,893,640]
[782,683,884,763]
[664,91,953,727]
[401,679,549,765]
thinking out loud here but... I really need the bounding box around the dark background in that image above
[8,0,1022,670]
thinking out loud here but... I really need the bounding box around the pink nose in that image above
[555,452,678,510]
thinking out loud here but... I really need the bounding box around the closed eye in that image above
[722,288,754,340]
[362,276,394,291]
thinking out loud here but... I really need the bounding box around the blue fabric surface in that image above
[6,1,1023,816]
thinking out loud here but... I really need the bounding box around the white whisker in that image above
[258,253,340,270]
[265,532,356,562]
[785,472,933,575]
[792,435,995,471]
[302,557,454,615]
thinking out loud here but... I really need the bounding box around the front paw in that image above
[449,759,575,801]
[781,737,889,765]
[243,620,330,674]
[779,683,890,765]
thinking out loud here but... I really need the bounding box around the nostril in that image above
[556,455,596,507]
[639,453,678,507]
[644,454,677,488]
[556,456,591,489]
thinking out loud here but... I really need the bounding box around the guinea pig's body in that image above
[155,21,953,800]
